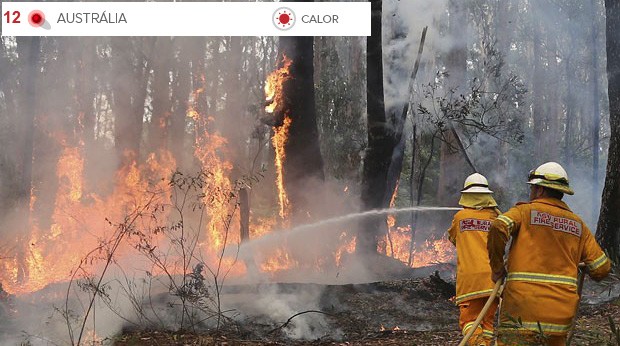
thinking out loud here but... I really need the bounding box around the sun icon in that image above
[273,7,295,30]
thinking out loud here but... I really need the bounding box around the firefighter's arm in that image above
[448,217,458,245]
[581,226,611,281]
[488,211,519,282]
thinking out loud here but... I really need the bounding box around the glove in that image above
[492,267,506,283]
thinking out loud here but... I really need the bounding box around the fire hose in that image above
[458,279,504,346]
[567,263,587,345]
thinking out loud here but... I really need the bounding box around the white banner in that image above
[1,2,370,37]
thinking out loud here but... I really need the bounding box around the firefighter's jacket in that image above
[448,207,499,305]
[488,197,611,335]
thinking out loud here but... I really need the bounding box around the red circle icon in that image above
[279,13,290,25]
[28,10,45,27]
[273,7,295,30]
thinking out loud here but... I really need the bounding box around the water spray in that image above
[228,206,462,260]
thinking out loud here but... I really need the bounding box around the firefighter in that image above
[448,173,500,346]
[488,162,611,346]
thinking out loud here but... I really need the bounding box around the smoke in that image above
[224,283,338,340]
[382,0,448,114]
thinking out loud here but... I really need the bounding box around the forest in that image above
[0,0,619,345]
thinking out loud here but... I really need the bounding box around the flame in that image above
[0,53,459,296]
[272,116,292,219]
[381,183,455,268]
[385,225,412,261]
[190,107,240,269]
[0,144,176,294]
[259,247,298,273]
[334,232,356,267]
[29,185,37,213]
[264,56,293,220]
[188,86,239,259]
[187,87,205,121]
[410,236,455,268]
[264,56,292,114]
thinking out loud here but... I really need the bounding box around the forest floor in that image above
[113,272,620,346]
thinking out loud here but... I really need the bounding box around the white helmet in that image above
[527,162,574,195]
[461,173,493,193]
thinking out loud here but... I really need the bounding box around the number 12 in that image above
[3,11,21,24]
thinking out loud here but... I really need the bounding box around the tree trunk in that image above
[148,37,173,152]
[590,0,603,217]
[438,0,469,205]
[239,188,250,241]
[532,2,545,160]
[221,36,245,177]
[170,38,192,169]
[596,0,620,265]
[545,31,560,161]
[111,38,150,167]
[278,24,325,223]
[15,37,41,282]
[76,38,98,189]
[358,0,392,254]
[564,53,575,169]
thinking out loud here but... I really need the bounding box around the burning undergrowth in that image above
[0,164,457,344]
[0,56,458,344]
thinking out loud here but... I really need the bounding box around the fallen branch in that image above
[268,310,332,335]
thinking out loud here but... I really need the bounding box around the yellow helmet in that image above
[461,173,493,193]
[527,162,574,195]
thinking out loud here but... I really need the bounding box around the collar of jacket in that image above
[459,193,498,209]
[530,197,571,211]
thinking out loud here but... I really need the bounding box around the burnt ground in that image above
[113,272,620,346]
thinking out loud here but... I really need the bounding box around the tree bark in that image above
[358,0,392,254]
[221,36,245,177]
[239,188,250,242]
[531,2,545,160]
[277,4,325,223]
[76,38,98,189]
[111,38,151,167]
[148,37,173,152]
[15,37,41,282]
[170,38,192,169]
[596,0,620,265]
[590,0,603,217]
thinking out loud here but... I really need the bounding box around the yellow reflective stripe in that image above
[506,272,577,286]
[455,289,494,304]
[497,215,514,229]
[588,253,609,271]
[482,329,494,337]
[498,321,572,334]
[463,321,476,335]
[520,321,572,333]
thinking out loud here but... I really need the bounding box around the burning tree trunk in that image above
[597,0,620,265]
[270,18,325,222]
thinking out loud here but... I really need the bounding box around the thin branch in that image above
[267,310,332,335]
